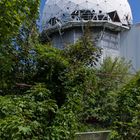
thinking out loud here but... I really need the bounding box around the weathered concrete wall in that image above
[52,29,76,49]
[120,23,140,71]
[51,24,140,71]
[99,30,120,59]
[51,27,120,60]
[75,131,110,140]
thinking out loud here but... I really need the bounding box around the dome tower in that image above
[42,0,132,58]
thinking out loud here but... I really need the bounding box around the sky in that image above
[40,0,140,23]
[128,0,140,23]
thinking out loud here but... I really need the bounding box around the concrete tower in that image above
[42,0,133,59]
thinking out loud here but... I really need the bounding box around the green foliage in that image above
[0,31,134,139]
[49,109,78,140]
[63,35,101,66]
[90,57,132,126]
[0,0,40,93]
[0,0,40,46]
[98,57,131,91]
[34,44,69,107]
[0,3,138,138]
[0,84,58,139]
[63,66,96,121]
[113,73,140,139]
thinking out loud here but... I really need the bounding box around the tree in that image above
[0,84,58,140]
[63,34,101,66]
[113,72,140,139]
[0,0,40,94]
[0,3,136,138]
[0,0,40,47]
[0,35,102,139]
[90,57,131,127]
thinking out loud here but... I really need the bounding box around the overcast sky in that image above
[40,0,140,23]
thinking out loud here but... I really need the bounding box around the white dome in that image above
[42,0,132,28]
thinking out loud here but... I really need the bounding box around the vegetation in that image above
[113,73,140,139]
[0,1,140,140]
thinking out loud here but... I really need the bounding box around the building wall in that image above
[50,24,140,71]
[120,23,140,71]
[51,29,76,49]
[100,31,120,59]
[51,27,120,60]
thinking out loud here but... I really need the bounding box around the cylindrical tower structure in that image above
[42,0,133,58]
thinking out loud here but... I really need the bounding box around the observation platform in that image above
[45,20,130,36]
[43,11,131,35]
